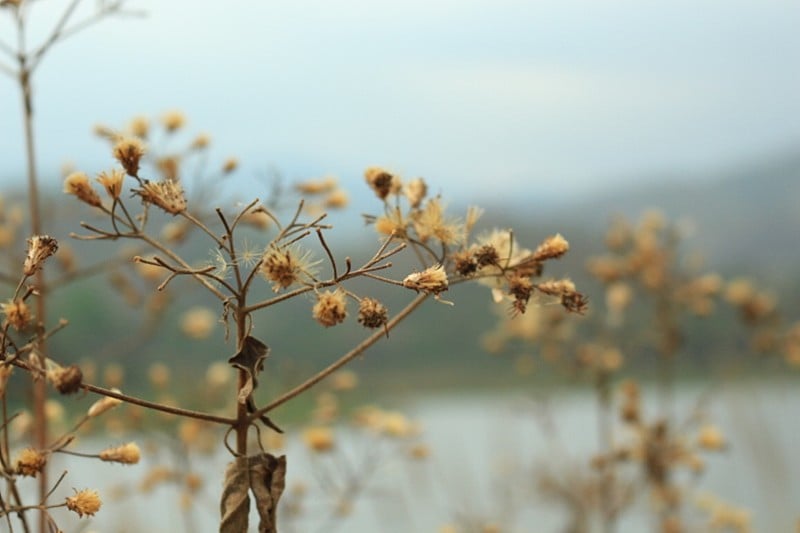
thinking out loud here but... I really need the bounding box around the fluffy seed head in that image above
[357,298,388,329]
[65,489,102,518]
[134,180,186,215]
[96,169,125,199]
[47,364,83,395]
[64,172,102,207]
[403,265,449,295]
[112,137,146,176]
[261,245,317,292]
[15,448,48,477]
[2,299,31,331]
[533,233,570,261]
[160,110,186,132]
[404,178,428,208]
[222,157,238,174]
[313,290,348,327]
[87,390,123,418]
[23,235,58,276]
[99,442,141,465]
[128,116,150,138]
[364,167,401,200]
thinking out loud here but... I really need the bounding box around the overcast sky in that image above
[1,0,798,204]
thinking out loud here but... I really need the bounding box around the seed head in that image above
[47,364,83,395]
[112,137,146,176]
[403,265,449,295]
[561,291,589,315]
[99,442,141,465]
[87,390,123,418]
[23,235,58,276]
[2,299,32,331]
[532,233,570,261]
[222,157,238,174]
[536,278,577,297]
[357,297,388,329]
[324,189,349,209]
[65,489,102,518]
[190,133,211,150]
[452,249,478,277]
[364,167,401,200]
[134,180,186,215]
[64,172,102,207]
[404,178,428,208]
[261,245,318,292]
[96,169,125,200]
[313,289,348,327]
[160,110,186,132]
[374,208,408,237]
[15,448,48,477]
[128,115,150,138]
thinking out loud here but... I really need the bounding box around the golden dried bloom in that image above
[87,389,123,418]
[403,265,449,295]
[64,172,102,207]
[134,179,186,215]
[15,448,48,477]
[374,207,408,237]
[330,370,358,391]
[697,424,726,451]
[128,115,150,138]
[2,298,32,331]
[222,157,238,174]
[313,289,348,327]
[404,177,428,208]
[112,137,146,176]
[160,110,186,132]
[47,364,83,395]
[261,244,318,292]
[302,426,335,452]
[561,291,589,315]
[99,442,141,465]
[357,297,388,329]
[190,132,211,150]
[295,176,337,195]
[180,306,216,340]
[532,233,569,261]
[324,189,349,209]
[148,363,170,389]
[23,234,59,276]
[453,249,478,277]
[66,489,102,518]
[535,278,576,297]
[96,169,125,199]
[412,197,463,245]
[364,166,401,200]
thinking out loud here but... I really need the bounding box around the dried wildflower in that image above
[295,177,337,195]
[404,178,428,208]
[63,172,102,207]
[412,197,463,245]
[532,233,569,261]
[23,234,59,276]
[156,157,180,181]
[95,169,125,200]
[561,291,589,314]
[508,274,533,314]
[113,137,146,176]
[47,364,83,395]
[403,265,449,295]
[99,442,141,465]
[87,390,123,417]
[190,132,211,150]
[261,244,318,292]
[452,249,478,277]
[474,244,500,267]
[128,115,150,138]
[134,179,186,215]
[303,426,334,452]
[313,289,348,327]
[324,189,349,209]
[160,110,186,132]
[364,166,401,200]
[374,207,408,237]
[536,278,576,297]
[357,297,388,329]
[15,448,48,477]
[66,489,102,518]
[222,157,238,174]
[2,298,31,330]
[180,306,216,340]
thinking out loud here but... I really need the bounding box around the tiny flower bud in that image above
[87,390,123,418]
[313,290,348,327]
[15,448,48,477]
[364,167,401,200]
[99,442,141,464]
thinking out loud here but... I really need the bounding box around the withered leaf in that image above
[220,454,286,533]
[228,336,269,403]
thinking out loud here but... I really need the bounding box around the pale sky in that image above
[1,0,798,203]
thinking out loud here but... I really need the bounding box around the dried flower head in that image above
[374,208,408,238]
[15,448,48,477]
[180,306,216,340]
[412,197,463,245]
[357,297,388,329]
[64,172,102,207]
[536,278,577,297]
[66,489,102,518]
[99,442,141,465]
[2,298,32,331]
[222,157,238,174]
[190,132,211,150]
[313,289,348,327]
[302,426,334,452]
[23,235,58,276]
[47,364,83,395]
[404,178,428,208]
[403,265,449,295]
[156,157,180,181]
[365,167,401,200]
[532,233,570,261]
[87,390,123,418]
[96,169,125,200]
[134,179,186,215]
[324,189,349,209]
[160,110,186,132]
[113,137,146,176]
[128,115,150,138]
[261,244,318,292]
[453,249,478,277]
